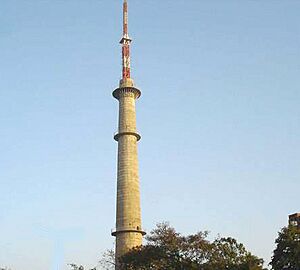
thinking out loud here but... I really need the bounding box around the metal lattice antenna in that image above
[120,0,132,80]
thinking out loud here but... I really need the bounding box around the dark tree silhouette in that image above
[270,224,300,270]
[119,222,266,270]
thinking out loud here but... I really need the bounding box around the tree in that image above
[68,264,96,270]
[270,224,300,270]
[68,264,85,270]
[120,223,211,270]
[99,249,115,270]
[119,222,266,270]
[68,249,115,270]
[207,237,264,270]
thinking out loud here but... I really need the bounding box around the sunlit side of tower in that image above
[111,0,145,266]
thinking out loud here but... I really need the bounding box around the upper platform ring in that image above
[112,86,141,100]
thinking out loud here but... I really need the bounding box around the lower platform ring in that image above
[111,229,146,237]
[114,131,141,141]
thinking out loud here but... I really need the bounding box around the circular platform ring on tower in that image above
[111,228,146,237]
[112,86,141,100]
[114,131,141,141]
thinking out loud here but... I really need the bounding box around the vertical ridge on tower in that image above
[112,0,145,268]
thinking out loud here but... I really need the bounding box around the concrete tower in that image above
[111,0,145,266]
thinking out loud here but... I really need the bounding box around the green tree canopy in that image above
[270,224,300,270]
[119,223,266,270]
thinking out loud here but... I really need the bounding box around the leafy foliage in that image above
[99,249,115,270]
[68,264,95,270]
[119,222,265,270]
[68,264,85,270]
[270,224,300,270]
[69,249,115,270]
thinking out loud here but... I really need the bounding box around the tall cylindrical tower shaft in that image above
[112,86,144,259]
[112,0,145,267]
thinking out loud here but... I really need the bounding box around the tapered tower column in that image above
[112,79,145,260]
[111,0,145,267]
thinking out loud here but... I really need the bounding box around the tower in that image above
[111,0,145,266]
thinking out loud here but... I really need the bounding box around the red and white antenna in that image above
[120,0,132,80]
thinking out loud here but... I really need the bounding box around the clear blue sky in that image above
[0,0,299,269]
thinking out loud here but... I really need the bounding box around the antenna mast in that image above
[120,0,132,81]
